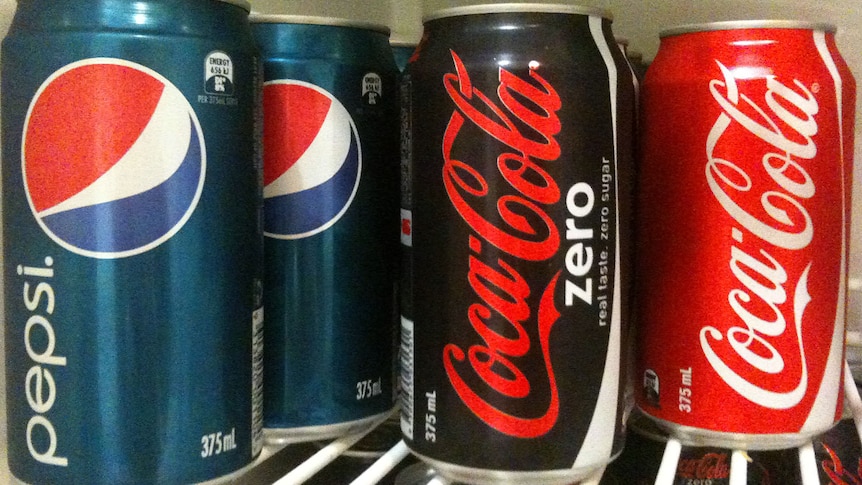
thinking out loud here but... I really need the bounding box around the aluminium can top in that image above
[423,3,612,23]
[249,14,391,35]
[219,0,251,12]
[661,20,837,38]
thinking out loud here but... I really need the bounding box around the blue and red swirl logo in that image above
[23,58,205,258]
[262,80,361,239]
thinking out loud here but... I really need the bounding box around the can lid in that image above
[390,39,418,48]
[217,0,251,12]
[249,14,391,35]
[660,19,837,38]
[424,3,612,23]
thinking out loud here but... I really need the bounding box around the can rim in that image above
[660,19,837,38]
[249,14,391,35]
[627,411,670,443]
[217,0,251,12]
[423,3,612,23]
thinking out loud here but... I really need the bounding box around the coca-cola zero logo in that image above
[439,50,568,438]
[821,441,862,485]
[699,60,820,409]
[677,452,730,480]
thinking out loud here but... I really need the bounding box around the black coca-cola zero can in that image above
[399,4,635,484]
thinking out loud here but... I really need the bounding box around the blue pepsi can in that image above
[250,15,399,443]
[391,41,418,73]
[2,1,263,483]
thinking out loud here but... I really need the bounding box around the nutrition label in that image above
[399,316,414,441]
[251,307,264,456]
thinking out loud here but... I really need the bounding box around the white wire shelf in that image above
[242,344,862,485]
[236,409,414,485]
[240,278,862,485]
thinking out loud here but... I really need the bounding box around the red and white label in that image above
[636,28,852,436]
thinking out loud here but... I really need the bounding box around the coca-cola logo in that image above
[699,60,819,408]
[677,452,730,480]
[440,50,564,438]
[821,442,862,485]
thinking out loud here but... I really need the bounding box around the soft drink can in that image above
[635,20,856,449]
[2,0,264,483]
[250,15,400,443]
[391,41,417,73]
[400,4,635,484]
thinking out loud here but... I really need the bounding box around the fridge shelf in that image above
[243,357,862,485]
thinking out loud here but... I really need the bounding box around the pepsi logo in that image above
[22,58,206,259]
[262,80,361,239]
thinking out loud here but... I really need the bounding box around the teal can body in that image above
[2,1,263,483]
[250,16,400,442]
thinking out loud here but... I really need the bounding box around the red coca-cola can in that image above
[399,4,635,484]
[635,20,856,449]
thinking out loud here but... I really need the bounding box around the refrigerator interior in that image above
[1,0,861,483]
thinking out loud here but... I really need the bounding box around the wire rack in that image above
[236,409,411,485]
[243,356,862,485]
[241,279,862,485]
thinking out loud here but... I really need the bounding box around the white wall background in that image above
[0,0,860,483]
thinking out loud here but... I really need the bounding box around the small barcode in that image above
[251,307,264,456]
[400,316,414,441]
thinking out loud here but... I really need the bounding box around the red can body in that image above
[635,21,856,449]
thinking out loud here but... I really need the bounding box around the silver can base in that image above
[640,410,834,451]
[10,454,262,485]
[405,448,619,485]
[264,408,394,445]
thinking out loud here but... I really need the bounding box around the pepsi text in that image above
[18,257,68,467]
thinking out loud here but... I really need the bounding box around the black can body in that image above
[399,4,635,484]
